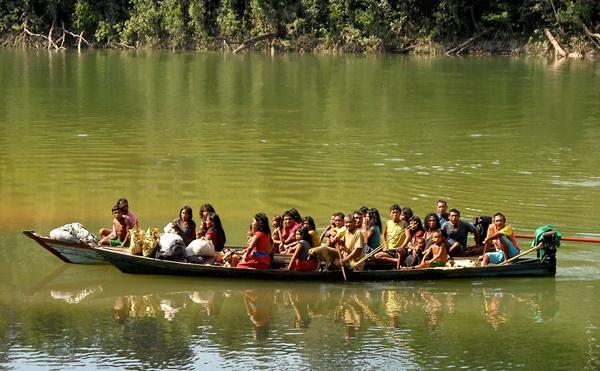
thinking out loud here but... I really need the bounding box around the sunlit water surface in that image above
[1,51,599,369]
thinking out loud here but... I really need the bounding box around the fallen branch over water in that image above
[578,21,600,50]
[233,33,277,53]
[544,28,568,58]
[445,29,489,55]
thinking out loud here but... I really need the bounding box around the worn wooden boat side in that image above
[22,230,107,265]
[96,247,556,282]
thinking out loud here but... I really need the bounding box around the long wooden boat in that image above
[23,230,247,265]
[96,244,557,282]
[23,230,108,265]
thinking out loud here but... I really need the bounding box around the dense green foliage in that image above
[1,0,599,53]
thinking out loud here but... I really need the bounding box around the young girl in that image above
[205,212,226,252]
[286,227,318,272]
[302,216,321,247]
[171,206,196,246]
[271,215,283,253]
[196,203,216,238]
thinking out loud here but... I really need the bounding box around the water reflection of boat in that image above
[95,243,557,282]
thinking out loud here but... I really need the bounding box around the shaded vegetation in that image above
[1,0,599,54]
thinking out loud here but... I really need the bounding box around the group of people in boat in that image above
[98,198,522,271]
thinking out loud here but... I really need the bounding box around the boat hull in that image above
[22,230,107,265]
[96,247,556,282]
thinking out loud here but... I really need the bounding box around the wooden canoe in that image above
[95,246,557,282]
[23,230,251,265]
[23,230,108,265]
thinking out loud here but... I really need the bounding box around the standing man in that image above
[436,199,449,228]
[442,208,479,256]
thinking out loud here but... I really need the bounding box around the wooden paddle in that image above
[351,220,417,269]
[500,242,543,265]
[515,233,600,244]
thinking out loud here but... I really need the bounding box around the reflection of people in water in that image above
[483,290,510,330]
[113,296,130,323]
[244,290,272,340]
[188,291,224,316]
[286,290,312,329]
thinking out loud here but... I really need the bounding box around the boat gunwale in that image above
[95,246,556,282]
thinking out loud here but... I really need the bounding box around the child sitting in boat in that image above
[99,204,130,246]
[412,231,448,269]
[286,227,318,271]
[271,214,283,253]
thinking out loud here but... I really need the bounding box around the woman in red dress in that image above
[236,213,273,270]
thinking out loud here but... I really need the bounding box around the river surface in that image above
[1,50,599,369]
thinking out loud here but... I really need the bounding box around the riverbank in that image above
[2,33,598,59]
[2,0,599,58]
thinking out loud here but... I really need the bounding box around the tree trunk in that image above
[445,29,489,55]
[543,28,568,58]
[233,33,277,54]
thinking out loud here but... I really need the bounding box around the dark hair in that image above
[179,205,194,221]
[449,208,460,217]
[302,216,316,231]
[401,207,414,220]
[359,206,369,216]
[296,226,311,242]
[112,204,122,212]
[493,212,506,222]
[367,208,382,231]
[200,204,216,217]
[208,212,226,250]
[272,214,282,225]
[117,198,129,206]
[424,212,441,231]
[333,212,345,219]
[437,199,447,206]
[254,213,271,234]
[408,215,424,233]
[286,208,302,223]
[390,204,402,212]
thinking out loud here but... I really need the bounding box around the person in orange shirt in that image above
[481,212,521,266]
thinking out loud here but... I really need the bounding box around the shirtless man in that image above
[441,208,479,257]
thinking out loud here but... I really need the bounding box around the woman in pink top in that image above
[237,213,273,270]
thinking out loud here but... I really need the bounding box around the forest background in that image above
[1,0,600,56]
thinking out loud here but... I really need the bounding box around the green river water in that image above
[1,50,599,369]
